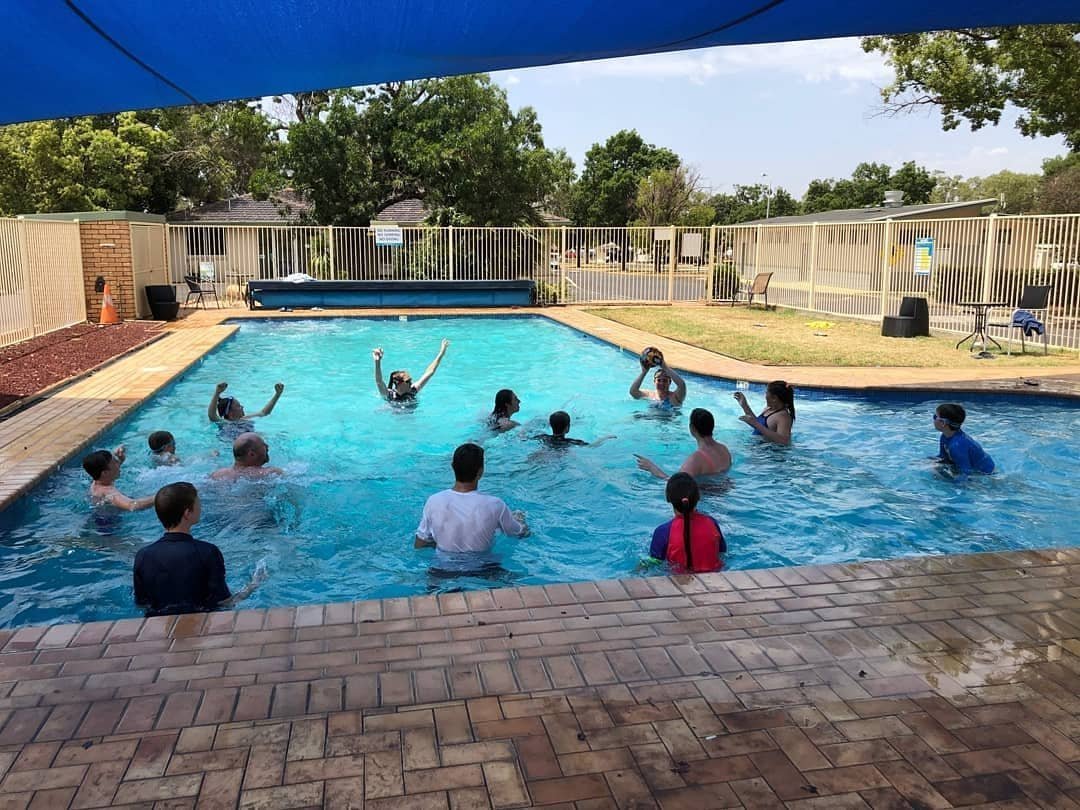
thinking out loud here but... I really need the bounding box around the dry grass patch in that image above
[584,306,1078,368]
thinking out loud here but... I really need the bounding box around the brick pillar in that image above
[79,222,135,321]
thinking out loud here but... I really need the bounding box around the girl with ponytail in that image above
[733,380,795,446]
[648,473,725,573]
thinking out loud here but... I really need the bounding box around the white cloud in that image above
[559,38,892,86]
[928,145,1015,177]
[492,72,521,87]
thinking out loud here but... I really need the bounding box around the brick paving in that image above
[0,549,1078,807]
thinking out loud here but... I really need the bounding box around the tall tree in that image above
[633,165,705,226]
[572,130,679,225]
[285,76,563,225]
[863,26,1080,149]
[1038,166,1080,213]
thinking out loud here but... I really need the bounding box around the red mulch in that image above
[0,322,164,410]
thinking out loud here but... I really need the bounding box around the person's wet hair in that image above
[216,396,236,419]
[936,403,966,428]
[549,410,571,436]
[389,370,410,387]
[452,443,484,482]
[82,450,113,480]
[492,389,516,419]
[148,431,174,453]
[767,380,797,421]
[689,408,714,437]
[666,473,700,570]
[232,432,262,460]
[154,482,197,529]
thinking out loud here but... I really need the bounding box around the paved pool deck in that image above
[1,306,1080,807]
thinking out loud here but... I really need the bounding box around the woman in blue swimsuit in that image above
[733,380,795,446]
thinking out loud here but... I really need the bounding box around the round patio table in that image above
[956,301,1009,352]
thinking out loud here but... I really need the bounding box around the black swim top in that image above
[388,386,417,402]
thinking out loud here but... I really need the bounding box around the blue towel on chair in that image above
[1011,309,1044,337]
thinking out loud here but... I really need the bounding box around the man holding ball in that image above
[629,346,686,408]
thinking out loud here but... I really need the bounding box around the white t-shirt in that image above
[415,489,525,553]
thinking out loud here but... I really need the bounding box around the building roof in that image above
[167,189,311,223]
[373,198,430,224]
[741,199,998,226]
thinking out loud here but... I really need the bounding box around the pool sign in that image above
[914,237,934,276]
[374,227,404,247]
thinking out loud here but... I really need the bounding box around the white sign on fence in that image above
[681,232,703,260]
[914,237,934,276]
[653,228,672,242]
[374,227,404,247]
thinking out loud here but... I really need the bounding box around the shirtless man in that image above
[634,408,731,479]
[209,433,284,482]
[630,359,686,408]
[82,446,154,511]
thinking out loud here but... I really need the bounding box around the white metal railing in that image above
[165,215,1080,350]
[0,218,85,349]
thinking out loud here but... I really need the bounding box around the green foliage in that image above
[1038,165,1080,213]
[708,184,798,224]
[633,165,704,226]
[863,26,1080,149]
[572,130,679,225]
[0,103,277,216]
[802,161,934,213]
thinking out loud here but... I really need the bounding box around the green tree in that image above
[1038,166,1080,213]
[285,77,563,225]
[572,130,679,225]
[633,165,704,226]
[802,161,934,213]
[542,148,577,219]
[1043,152,1080,178]
[863,26,1080,149]
[708,184,798,224]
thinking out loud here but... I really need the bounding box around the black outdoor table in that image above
[956,301,1009,351]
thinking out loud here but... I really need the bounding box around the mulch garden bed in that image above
[0,322,164,410]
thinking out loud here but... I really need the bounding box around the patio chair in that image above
[723,272,773,309]
[183,275,221,309]
[144,284,180,321]
[989,284,1051,354]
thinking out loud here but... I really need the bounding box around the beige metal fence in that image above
[166,215,1080,350]
[0,218,85,348]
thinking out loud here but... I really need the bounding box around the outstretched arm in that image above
[250,383,284,418]
[589,435,617,448]
[629,364,649,400]
[664,363,687,406]
[208,382,227,423]
[634,454,668,480]
[219,564,268,608]
[372,348,389,398]
[108,491,155,512]
[414,339,449,392]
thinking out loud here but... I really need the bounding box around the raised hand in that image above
[372,347,384,362]
[274,383,285,395]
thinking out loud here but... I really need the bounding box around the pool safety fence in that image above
[4,214,1080,350]
[0,218,85,348]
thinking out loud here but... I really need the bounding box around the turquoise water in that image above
[1,315,1079,628]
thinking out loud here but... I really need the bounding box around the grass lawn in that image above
[583,306,1079,368]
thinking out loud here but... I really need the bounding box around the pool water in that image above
[1,316,1078,628]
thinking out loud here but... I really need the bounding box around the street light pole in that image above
[762,173,772,220]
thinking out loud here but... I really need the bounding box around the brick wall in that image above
[79,222,135,321]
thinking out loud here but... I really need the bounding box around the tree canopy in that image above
[572,130,679,226]
[801,161,935,214]
[863,26,1080,150]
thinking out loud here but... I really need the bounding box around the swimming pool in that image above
[1,315,1078,628]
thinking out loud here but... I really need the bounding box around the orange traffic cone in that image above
[99,283,121,325]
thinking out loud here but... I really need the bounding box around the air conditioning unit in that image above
[883,190,905,207]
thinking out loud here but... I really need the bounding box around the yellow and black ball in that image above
[640,346,664,368]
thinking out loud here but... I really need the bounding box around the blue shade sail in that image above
[3,0,1078,124]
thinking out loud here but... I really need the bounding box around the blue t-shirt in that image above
[938,430,995,475]
[650,515,727,560]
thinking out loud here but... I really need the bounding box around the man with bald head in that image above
[210,432,284,481]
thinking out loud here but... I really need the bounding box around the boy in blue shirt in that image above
[932,403,995,476]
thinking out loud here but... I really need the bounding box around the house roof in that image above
[741,199,999,226]
[373,198,430,224]
[167,190,311,223]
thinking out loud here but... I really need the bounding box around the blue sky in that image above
[491,38,1067,198]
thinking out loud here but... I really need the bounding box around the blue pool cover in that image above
[4,1,1078,124]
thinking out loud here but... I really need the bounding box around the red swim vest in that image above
[666,512,723,573]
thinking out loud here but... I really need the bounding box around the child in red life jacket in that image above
[648,473,726,573]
